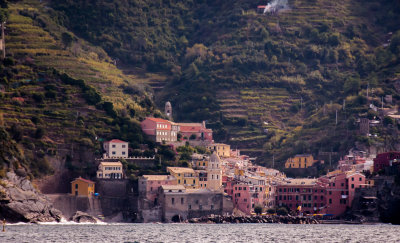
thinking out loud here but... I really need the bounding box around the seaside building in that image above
[138,175,177,204]
[71,177,95,197]
[275,178,327,214]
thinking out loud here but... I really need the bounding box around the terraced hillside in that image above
[6,1,164,115]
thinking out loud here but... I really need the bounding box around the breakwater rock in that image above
[0,172,63,223]
[187,215,319,224]
[70,211,98,223]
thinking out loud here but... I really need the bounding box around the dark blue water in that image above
[1,223,399,243]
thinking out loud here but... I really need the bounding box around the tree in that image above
[276,207,288,216]
[254,205,263,215]
[189,134,197,140]
[61,32,74,49]
[267,208,276,214]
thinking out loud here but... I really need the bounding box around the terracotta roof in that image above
[142,175,175,181]
[146,117,171,123]
[167,167,195,174]
[72,177,95,184]
[105,139,127,143]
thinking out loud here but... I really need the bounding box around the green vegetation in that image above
[1,0,400,177]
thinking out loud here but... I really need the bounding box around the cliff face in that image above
[0,172,62,223]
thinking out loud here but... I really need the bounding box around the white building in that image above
[103,139,128,158]
[97,161,124,179]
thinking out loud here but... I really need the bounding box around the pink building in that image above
[138,175,177,204]
[223,177,265,215]
[141,117,179,143]
[320,171,366,216]
[176,121,213,142]
[275,179,327,214]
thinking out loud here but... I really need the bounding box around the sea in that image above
[1,222,399,243]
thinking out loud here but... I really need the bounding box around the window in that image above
[296,195,299,200]
[189,205,191,209]
[244,187,246,190]
[283,196,286,200]
[181,198,184,204]
[329,199,332,204]
[199,205,202,210]
[314,196,317,200]
[75,184,78,189]
[211,205,214,210]
[112,145,116,148]
[172,198,175,204]
[320,196,323,200]
[122,145,126,148]
[112,151,116,155]
[359,177,362,181]
[333,183,335,187]
[329,191,332,195]
[122,152,126,155]
[352,177,354,181]
[284,188,286,192]
[303,195,306,200]
[351,184,354,189]
[308,195,311,201]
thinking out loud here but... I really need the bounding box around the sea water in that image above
[0,223,399,243]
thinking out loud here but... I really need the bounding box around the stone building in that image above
[285,154,316,168]
[207,153,222,191]
[159,185,226,222]
[206,143,230,158]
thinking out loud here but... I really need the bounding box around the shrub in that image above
[254,205,263,215]
[34,127,44,139]
[277,207,288,216]
[267,208,276,214]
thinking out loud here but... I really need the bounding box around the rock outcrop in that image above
[0,172,63,223]
[70,211,97,223]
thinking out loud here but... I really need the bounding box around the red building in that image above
[320,171,366,216]
[141,117,179,143]
[275,179,327,214]
[176,121,213,142]
[373,152,400,172]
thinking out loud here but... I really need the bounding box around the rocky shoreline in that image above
[186,215,320,224]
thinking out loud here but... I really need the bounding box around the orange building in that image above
[71,177,95,197]
[285,154,316,168]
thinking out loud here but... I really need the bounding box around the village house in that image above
[138,175,177,204]
[103,139,129,158]
[207,143,231,158]
[319,171,366,216]
[285,154,316,168]
[167,167,198,189]
[373,151,400,172]
[275,178,327,214]
[96,161,124,179]
[196,170,208,189]
[71,177,95,197]
[141,117,179,143]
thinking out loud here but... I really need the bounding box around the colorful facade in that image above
[207,143,231,158]
[138,175,177,204]
[167,167,198,189]
[71,177,95,197]
[285,154,316,168]
[96,161,124,179]
[141,117,179,143]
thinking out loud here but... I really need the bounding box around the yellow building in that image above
[167,167,198,189]
[194,160,208,169]
[207,143,231,158]
[71,177,95,197]
[97,161,124,179]
[285,154,315,168]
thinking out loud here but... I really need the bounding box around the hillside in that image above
[47,0,400,168]
[1,0,400,175]
[0,0,166,190]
